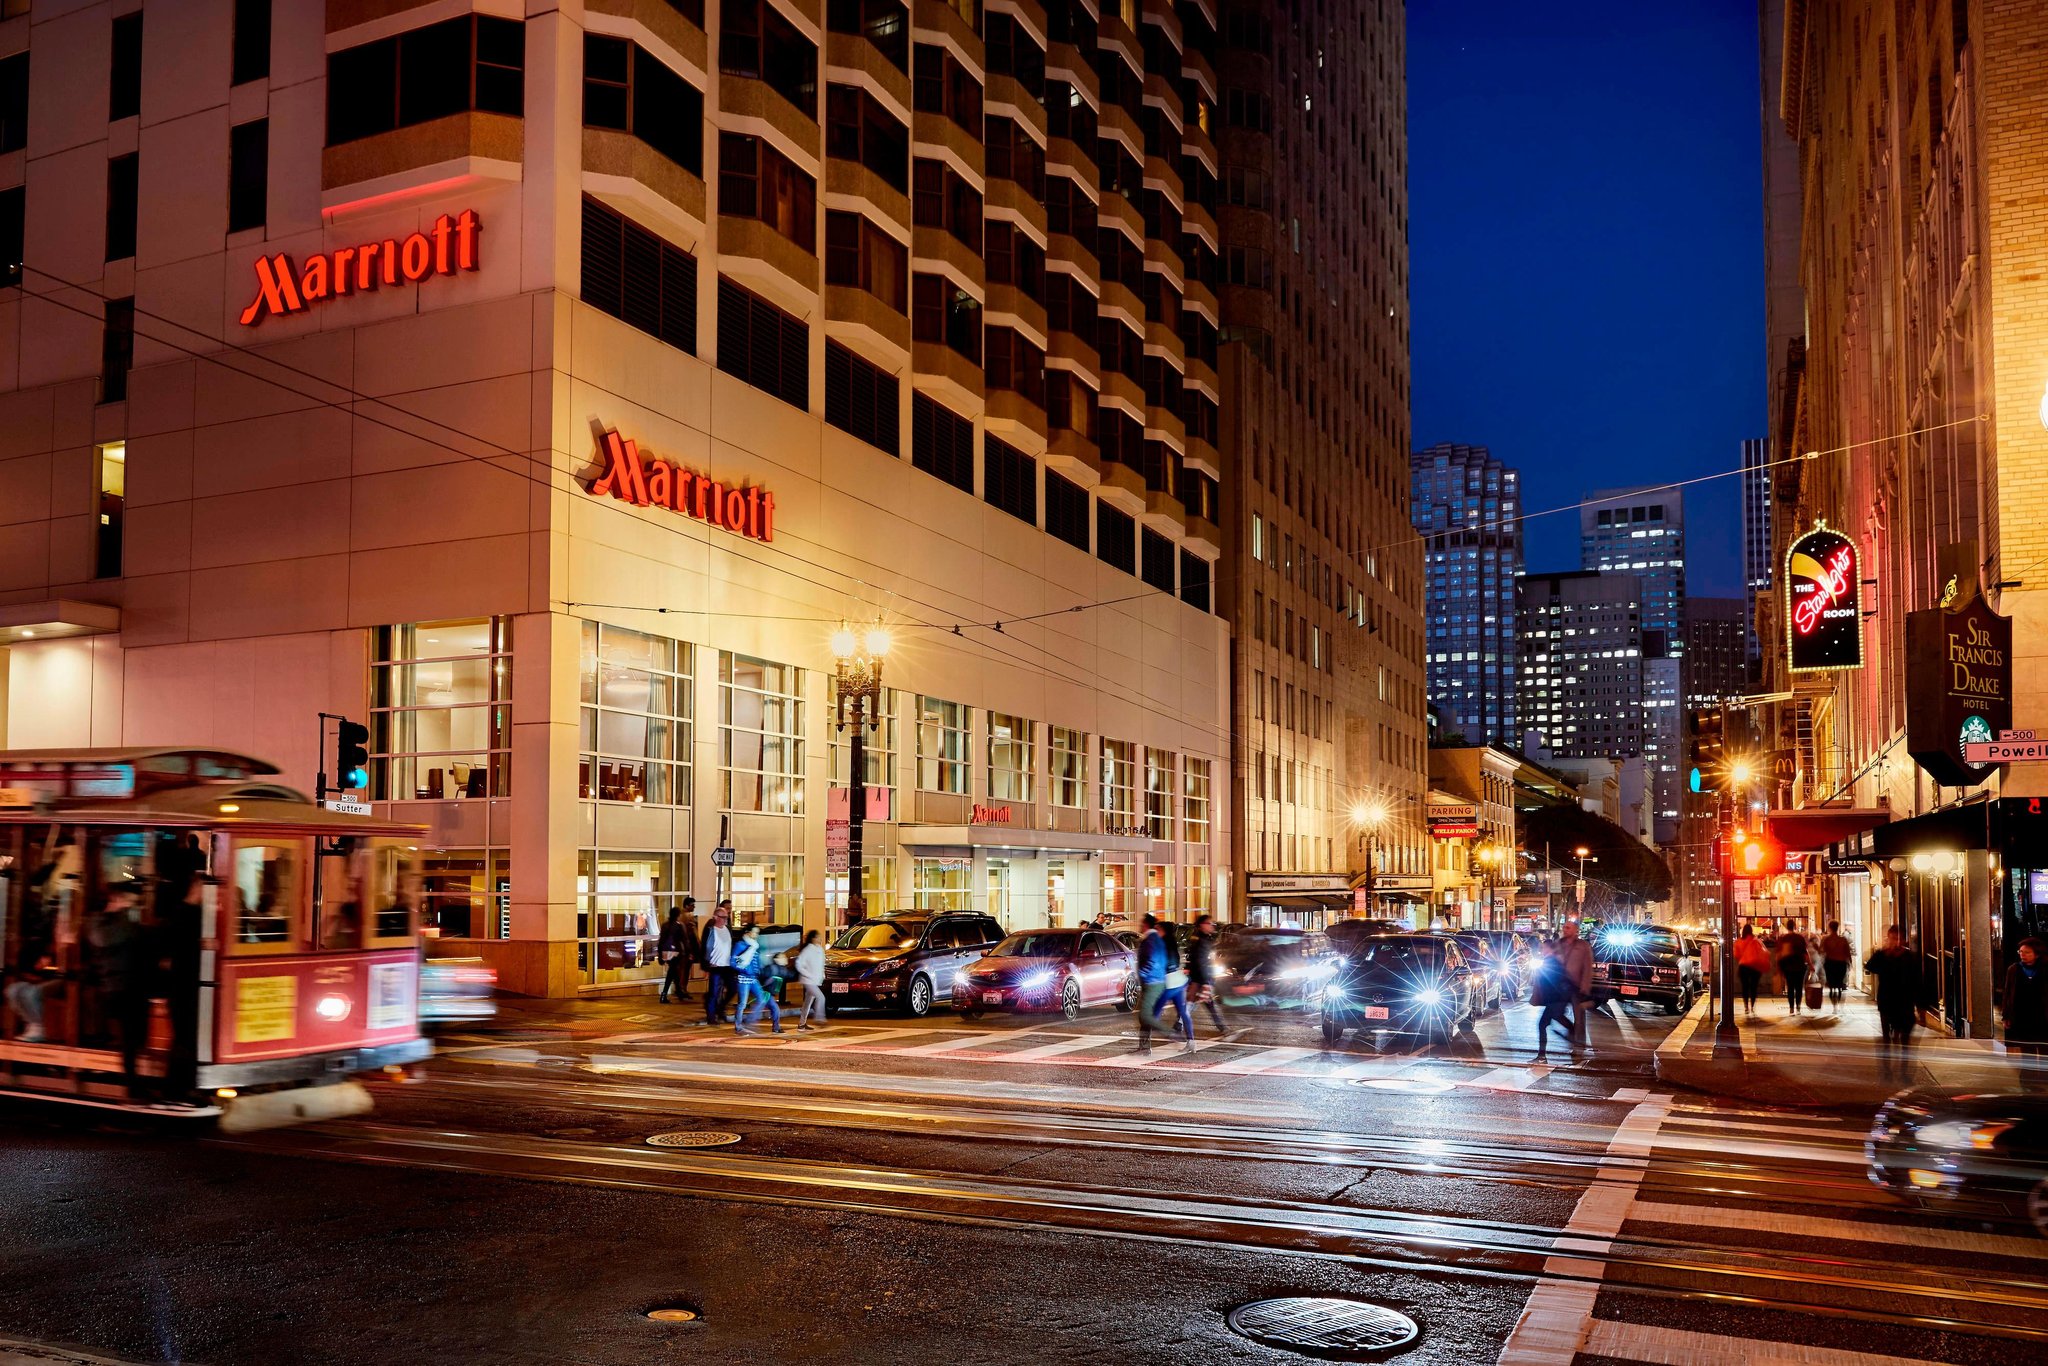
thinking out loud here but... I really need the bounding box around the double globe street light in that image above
[830,622,891,924]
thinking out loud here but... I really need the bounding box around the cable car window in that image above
[231,842,300,945]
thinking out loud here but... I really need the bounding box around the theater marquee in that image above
[1785,523,1864,673]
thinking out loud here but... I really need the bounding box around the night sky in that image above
[1406,1,1763,597]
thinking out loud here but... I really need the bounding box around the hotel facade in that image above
[0,0,1242,995]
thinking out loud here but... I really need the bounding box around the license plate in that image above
[1364,1006,1390,1020]
[1619,985,1639,996]
[830,983,849,994]
[982,991,1002,1004]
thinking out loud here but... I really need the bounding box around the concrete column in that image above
[507,610,584,996]
[1965,850,1996,1038]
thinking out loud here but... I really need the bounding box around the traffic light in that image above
[1687,709,1725,794]
[334,718,369,791]
[1718,828,1786,877]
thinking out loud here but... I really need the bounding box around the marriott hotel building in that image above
[0,0,1237,994]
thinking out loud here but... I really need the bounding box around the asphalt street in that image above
[2,993,2043,1365]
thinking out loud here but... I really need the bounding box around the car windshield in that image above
[1598,926,1679,956]
[992,932,1075,958]
[1356,939,1441,965]
[834,920,924,950]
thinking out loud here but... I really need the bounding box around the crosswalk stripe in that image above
[1199,1045,1321,1075]
[1646,1128,1866,1166]
[1468,1064,1552,1091]
[1628,1200,2048,1260]
[1581,1318,1946,1366]
[781,1027,926,1051]
[1664,1115,1870,1143]
[891,1031,1031,1056]
[1001,1034,1124,1061]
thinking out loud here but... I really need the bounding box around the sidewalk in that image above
[1654,992,2037,1105]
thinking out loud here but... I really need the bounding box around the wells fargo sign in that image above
[240,209,481,325]
[584,428,776,543]
[1785,523,1863,673]
[1906,592,2012,787]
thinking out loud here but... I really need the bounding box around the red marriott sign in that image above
[240,209,481,325]
[585,429,776,543]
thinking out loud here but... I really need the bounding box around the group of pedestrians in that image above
[1728,919,1855,1016]
[1528,919,1594,1062]
[654,898,831,1036]
[1132,913,1231,1055]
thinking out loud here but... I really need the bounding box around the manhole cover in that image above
[645,1130,742,1148]
[1227,1298,1419,1358]
[1350,1076,1453,1095]
[646,1307,700,1323]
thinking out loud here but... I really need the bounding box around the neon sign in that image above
[240,209,481,325]
[1784,523,1863,673]
[584,428,776,543]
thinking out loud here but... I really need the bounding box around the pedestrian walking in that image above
[731,925,782,1036]
[2001,937,2048,1065]
[657,904,691,1004]
[1133,914,1184,1054]
[700,901,736,1027]
[1733,926,1770,1015]
[1776,921,1811,1014]
[792,930,828,1031]
[1150,920,1194,1053]
[1863,925,1923,1053]
[1819,921,1852,1008]
[1185,915,1229,1036]
[1555,919,1594,1056]
[85,883,151,1098]
[1530,938,1573,1062]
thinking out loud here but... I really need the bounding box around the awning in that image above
[1766,806,1888,851]
[894,823,1154,857]
[1831,798,2048,862]
[0,598,120,644]
[1249,892,1352,910]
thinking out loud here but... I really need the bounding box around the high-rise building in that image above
[1580,488,1686,654]
[1514,571,1645,766]
[0,1,1243,992]
[1740,438,1772,664]
[1222,1,1427,914]
[1683,597,1749,708]
[1411,443,1522,747]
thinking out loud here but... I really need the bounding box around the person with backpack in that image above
[1133,915,1189,1054]
[731,925,783,1036]
[1819,921,1853,1008]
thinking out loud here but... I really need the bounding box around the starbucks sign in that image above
[1906,593,2012,787]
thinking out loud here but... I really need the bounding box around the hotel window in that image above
[988,713,1035,802]
[0,186,21,290]
[983,435,1036,525]
[582,196,699,354]
[913,43,981,135]
[912,273,982,364]
[1045,370,1098,442]
[577,850,678,985]
[94,442,124,579]
[827,0,908,72]
[984,326,1045,410]
[1251,512,1264,562]
[824,83,909,191]
[326,15,524,146]
[0,52,26,154]
[1144,748,1174,840]
[1095,501,1135,574]
[1180,549,1210,612]
[984,11,1046,101]
[99,297,134,403]
[721,0,818,116]
[1184,865,1212,913]
[719,133,817,253]
[584,36,705,176]
[227,119,268,233]
[828,683,897,789]
[913,857,972,912]
[370,619,514,801]
[985,222,1045,303]
[1099,739,1136,825]
[717,277,809,410]
[105,154,137,262]
[1045,470,1089,551]
[110,11,141,121]
[721,652,805,814]
[825,210,906,312]
[1182,757,1211,846]
[579,623,694,806]
[1140,528,1175,594]
[915,695,970,795]
[984,116,1046,200]
[824,340,900,455]
[911,392,973,492]
[232,0,271,86]
[1049,728,1088,809]
[911,159,981,252]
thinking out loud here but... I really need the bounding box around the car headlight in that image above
[1414,986,1444,1008]
[1320,982,1348,1002]
[1020,970,1053,990]
[1606,929,1643,950]
[1916,1120,2013,1152]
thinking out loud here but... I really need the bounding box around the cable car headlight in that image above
[315,994,352,1023]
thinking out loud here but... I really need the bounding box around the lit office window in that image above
[371,619,513,800]
[988,712,1035,801]
[916,695,970,794]
[721,653,805,813]
[579,623,693,805]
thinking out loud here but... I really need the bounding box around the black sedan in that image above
[1868,1088,2048,1234]
[1319,933,1481,1046]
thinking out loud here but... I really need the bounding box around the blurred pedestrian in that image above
[700,901,736,1027]
[1133,914,1176,1054]
[793,930,828,1031]
[2002,937,2047,1064]
[86,883,151,1098]
[731,925,782,1036]
[657,904,691,1004]
[1733,926,1770,1015]
[1555,919,1594,1056]
[1819,921,1852,1008]
[1186,915,1229,1036]
[1864,925,1922,1052]
[1777,920,1810,1014]
[1150,920,1194,1054]
[1531,938,1572,1062]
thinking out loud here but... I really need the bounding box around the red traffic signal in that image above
[1718,829,1786,877]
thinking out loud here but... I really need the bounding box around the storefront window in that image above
[1100,739,1136,825]
[916,695,970,794]
[577,850,680,984]
[987,856,1013,925]
[371,618,513,800]
[1101,861,1133,920]
[988,713,1035,801]
[1182,757,1211,847]
[580,623,694,805]
[417,849,507,940]
[914,856,972,911]
[828,683,897,789]
[1144,748,1175,840]
[1185,866,1212,914]
[1144,863,1171,917]
[826,855,897,916]
[1050,727,1088,808]
[727,854,804,925]
[1046,857,1070,925]
[722,653,805,813]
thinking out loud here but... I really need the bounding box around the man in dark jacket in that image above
[1863,924,1922,1051]
[2002,937,2047,1062]
[1186,916,1229,1036]
[658,898,698,1003]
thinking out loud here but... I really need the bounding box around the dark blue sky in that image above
[1407,1,1762,597]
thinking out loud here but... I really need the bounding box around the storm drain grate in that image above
[645,1307,700,1323]
[1349,1076,1453,1095]
[1227,1298,1419,1358]
[645,1130,742,1149]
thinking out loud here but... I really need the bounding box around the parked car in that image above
[1319,933,1481,1046]
[822,911,1006,1016]
[1868,1088,2048,1235]
[419,957,497,1025]
[951,928,1137,1020]
[1214,926,1333,1007]
[1589,923,1702,1015]
[1446,933,1509,1014]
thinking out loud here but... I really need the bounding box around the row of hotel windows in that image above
[366,619,1214,846]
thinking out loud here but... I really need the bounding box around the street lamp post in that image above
[1571,845,1596,915]
[1350,801,1388,920]
[1715,756,1757,1054]
[831,622,890,926]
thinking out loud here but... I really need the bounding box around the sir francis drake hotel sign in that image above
[583,429,776,543]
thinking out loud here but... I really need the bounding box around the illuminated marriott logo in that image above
[239,209,481,325]
[585,428,776,543]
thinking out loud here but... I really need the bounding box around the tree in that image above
[1519,802,1673,906]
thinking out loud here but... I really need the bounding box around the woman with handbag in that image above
[657,905,692,1004]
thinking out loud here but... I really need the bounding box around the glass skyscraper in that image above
[1412,444,1522,746]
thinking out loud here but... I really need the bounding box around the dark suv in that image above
[822,912,1006,1016]
[1590,924,1702,1014]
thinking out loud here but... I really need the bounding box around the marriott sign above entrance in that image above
[240,209,481,325]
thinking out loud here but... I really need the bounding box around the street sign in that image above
[825,819,849,875]
[322,797,371,815]
[711,846,736,868]
[1964,739,2048,763]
